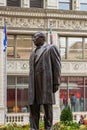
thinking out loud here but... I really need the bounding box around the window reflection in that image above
[60,76,85,112]
[68,37,82,59]
[85,78,87,111]
[60,77,68,110]
[7,35,15,58]
[80,0,87,11]
[7,0,21,7]
[59,37,66,59]
[59,36,84,60]
[7,76,29,113]
[59,0,71,10]
[7,35,33,59]
[84,38,87,59]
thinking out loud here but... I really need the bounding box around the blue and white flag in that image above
[3,24,7,52]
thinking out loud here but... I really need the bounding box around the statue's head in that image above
[33,32,45,47]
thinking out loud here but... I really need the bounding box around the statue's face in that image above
[33,32,45,47]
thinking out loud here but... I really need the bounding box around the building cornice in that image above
[0,7,87,33]
[0,7,87,20]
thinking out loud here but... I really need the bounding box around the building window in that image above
[84,38,87,59]
[60,76,85,112]
[59,0,71,10]
[7,0,21,7]
[7,76,29,113]
[59,37,67,59]
[30,0,43,8]
[68,37,82,60]
[80,0,87,11]
[7,35,33,59]
[59,36,87,60]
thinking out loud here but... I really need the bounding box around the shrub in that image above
[60,106,73,122]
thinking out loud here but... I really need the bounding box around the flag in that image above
[3,24,7,52]
[50,23,53,44]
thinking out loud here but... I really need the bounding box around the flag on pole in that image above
[50,23,53,44]
[3,24,7,52]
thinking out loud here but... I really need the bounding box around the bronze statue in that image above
[28,32,61,130]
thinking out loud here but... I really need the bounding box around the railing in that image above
[6,113,44,124]
[6,112,87,124]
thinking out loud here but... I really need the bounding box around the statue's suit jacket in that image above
[28,43,61,105]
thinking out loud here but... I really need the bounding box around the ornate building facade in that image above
[0,0,87,124]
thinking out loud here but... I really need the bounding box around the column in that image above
[72,0,80,10]
[0,0,6,6]
[21,0,29,8]
[45,0,58,9]
[0,30,5,124]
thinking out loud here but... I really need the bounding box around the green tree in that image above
[60,106,73,122]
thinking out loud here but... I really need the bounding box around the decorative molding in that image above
[0,7,87,19]
[0,16,87,32]
[57,19,87,30]
[7,60,29,74]
[62,61,87,76]
[7,60,87,76]
[0,7,86,32]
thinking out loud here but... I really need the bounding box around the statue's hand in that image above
[53,85,59,93]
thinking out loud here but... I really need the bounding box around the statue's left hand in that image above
[53,85,59,93]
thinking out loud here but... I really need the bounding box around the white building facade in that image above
[0,0,87,124]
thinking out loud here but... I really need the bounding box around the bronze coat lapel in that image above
[35,44,47,64]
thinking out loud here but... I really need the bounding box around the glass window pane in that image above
[68,37,82,59]
[30,0,43,8]
[60,37,66,48]
[80,0,87,3]
[60,49,66,59]
[17,76,29,112]
[69,77,84,112]
[59,3,70,10]
[16,35,32,59]
[68,49,82,59]
[59,37,66,59]
[60,77,68,110]
[17,88,28,112]
[80,4,87,11]
[80,0,87,11]
[59,0,70,10]
[17,76,28,84]
[68,38,82,48]
[7,76,15,85]
[59,0,70,2]
[84,77,87,111]
[7,0,21,7]
[84,38,87,49]
[7,88,15,113]
[7,35,15,58]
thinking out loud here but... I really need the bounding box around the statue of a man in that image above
[28,32,61,130]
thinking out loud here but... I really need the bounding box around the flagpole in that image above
[50,22,53,44]
[4,46,7,124]
[3,22,7,124]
